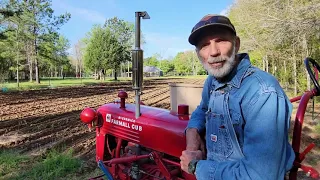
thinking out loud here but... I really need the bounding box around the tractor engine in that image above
[80,91,196,180]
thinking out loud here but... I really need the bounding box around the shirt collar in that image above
[210,53,251,90]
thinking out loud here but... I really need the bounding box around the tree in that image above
[228,0,320,95]
[172,50,205,75]
[160,60,174,74]
[103,17,134,80]
[26,0,70,83]
[74,40,85,78]
[83,25,114,80]
[55,35,70,78]
[144,54,159,67]
[0,0,71,84]
[83,17,135,81]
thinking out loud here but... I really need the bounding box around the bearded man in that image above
[180,14,295,180]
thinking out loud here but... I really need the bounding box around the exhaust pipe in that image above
[132,11,150,119]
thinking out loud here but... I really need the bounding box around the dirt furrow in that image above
[0,78,199,157]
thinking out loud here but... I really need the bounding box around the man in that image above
[180,14,295,180]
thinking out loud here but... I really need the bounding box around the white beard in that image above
[199,45,237,79]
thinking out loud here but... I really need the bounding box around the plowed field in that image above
[0,78,204,166]
[0,77,319,179]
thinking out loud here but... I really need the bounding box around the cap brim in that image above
[188,23,236,46]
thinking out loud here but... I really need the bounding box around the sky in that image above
[51,0,235,59]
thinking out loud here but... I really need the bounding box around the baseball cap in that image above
[188,14,236,46]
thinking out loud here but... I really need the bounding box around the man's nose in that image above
[209,41,220,57]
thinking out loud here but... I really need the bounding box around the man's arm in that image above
[194,90,294,180]
[185,76,211,151]
[186,75,211,133]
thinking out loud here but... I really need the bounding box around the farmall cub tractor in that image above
[80,12,320,180]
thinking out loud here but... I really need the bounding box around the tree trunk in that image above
[293,46,297,96]
[284,59,288,91]
[35,58,40,83]
[114,66,118,80]
[54,66,57,77]
[266,55,269,73]
[114,70,118,81]
[76,58,78,78]
[29,57,33,82]
[303,34,311,90]
[120,64,122,77]
[60,66,63,78]
[102,69,105,81]
[272,57,275,76]
[27,41,33,82]
[33,3,40,84]
[127,61,130,77]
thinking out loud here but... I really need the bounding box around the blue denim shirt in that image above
[187,53,295,180]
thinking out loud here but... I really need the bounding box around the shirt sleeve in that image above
[194,90,294,180]
[186,76,211,133]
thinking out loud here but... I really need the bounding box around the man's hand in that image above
[180,150,203,174]
[186,128,205,153]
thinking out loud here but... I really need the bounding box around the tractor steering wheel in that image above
[304,57,320,95]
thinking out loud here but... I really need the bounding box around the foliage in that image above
[0,0,71,84]
[227,0,320,95]
[160,60,174,74]
[172,50,205,75]
[83,17,134,80]
[144,54,160,67]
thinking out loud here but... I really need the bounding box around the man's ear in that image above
[235,36,240,53]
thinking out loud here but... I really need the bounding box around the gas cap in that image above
[178,104,189,115]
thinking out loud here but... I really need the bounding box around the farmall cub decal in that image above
[106,113,142,131]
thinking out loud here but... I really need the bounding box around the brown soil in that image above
[0,78,204,171]
[0,78,319,179]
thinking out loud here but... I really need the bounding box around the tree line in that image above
[1,0,319,95]
[0,0,71,85]
[228,0,320,95]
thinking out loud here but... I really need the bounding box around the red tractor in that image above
[80,11,319,180]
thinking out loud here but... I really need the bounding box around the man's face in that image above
[196,30,239,79]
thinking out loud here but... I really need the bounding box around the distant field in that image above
[0,75,207,92]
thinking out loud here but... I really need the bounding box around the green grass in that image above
[0,149,84,180]
[0,149,29,177]
[0,77,131,91]
[17,149,81,180]
[0,75,207,92]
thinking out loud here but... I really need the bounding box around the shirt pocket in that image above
[206,111,233,159]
